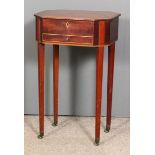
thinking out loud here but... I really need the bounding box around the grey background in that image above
[24,0,130,117]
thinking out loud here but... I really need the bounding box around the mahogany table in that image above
[34,10,121,145]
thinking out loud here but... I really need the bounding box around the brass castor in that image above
[52,122,58,127]
[38,133,44,139]
[95,138,100,146]
[104,126,110,133]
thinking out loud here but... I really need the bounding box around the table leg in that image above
[38,43,45,139]
[52,45,59,126]
[95,46,104,145]
[105,43,115,133]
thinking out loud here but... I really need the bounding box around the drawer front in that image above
[42,33,93,45]
[42,19,94,36]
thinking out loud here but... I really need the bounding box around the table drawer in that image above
[42,19,94,36]
[42,33,93,45]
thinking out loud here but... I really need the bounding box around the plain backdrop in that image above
[24,0,130,117]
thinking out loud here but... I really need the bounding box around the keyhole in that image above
[66,22,69,29]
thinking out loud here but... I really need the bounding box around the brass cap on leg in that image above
[104,125,110,133]
[95,138,100,146]
[38,133,44,139]
[52,122,58,127]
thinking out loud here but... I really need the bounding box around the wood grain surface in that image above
[38,43,45,136]
[35,10,119,145]
[34,10,120,21]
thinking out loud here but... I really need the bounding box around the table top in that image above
[34,10,121,21]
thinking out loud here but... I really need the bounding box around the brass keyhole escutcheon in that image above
[66,22,69,29]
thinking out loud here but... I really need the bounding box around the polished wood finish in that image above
[35,10,120,145]
[38,43,45,137]
[35,10,120,47]
[34,10,120,20]
[42,19,94,36]
[53,45,59,126]
[105,43,115,132]
[95,21,105,145]
[36,17,42,42]
[42,34,93,46]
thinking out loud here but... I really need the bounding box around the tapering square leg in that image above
[38,43,45,139]
[105,43,115,133]
[52,45,59,126]
[95,46,104,145]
